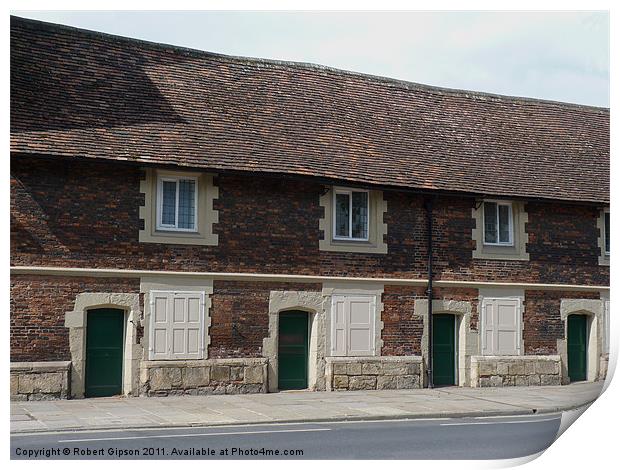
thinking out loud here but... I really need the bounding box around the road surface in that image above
[12,413,562,460]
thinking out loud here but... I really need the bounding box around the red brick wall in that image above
[209,281,321,358]
[10,155,609,363]
[381,286,425,356]
[523,290,600,355]
[11,155,609,286]
[10,275,140,362]
[433,287,480,331]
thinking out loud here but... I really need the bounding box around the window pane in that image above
[351,192,368,239]
[498,204,511,243]
[605,212,610,253]
[178,179,196,229]
[335,193,350,237]
[161,181,177,226]
[483,202,497,243]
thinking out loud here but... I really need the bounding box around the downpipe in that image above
[425,198,435,389]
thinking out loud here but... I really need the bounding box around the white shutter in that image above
[170,292,204,360]
[330,294,376,357]
[149,291,205,360]
[481,300,496,355]
[496,298,520,355]
[481,298,521,356]
[347,296,374,356]
[331,295,347,356]
[151,292,171,360]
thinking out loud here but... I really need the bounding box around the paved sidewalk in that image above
[11,382,603,434]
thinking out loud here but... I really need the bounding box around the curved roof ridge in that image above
[11,15,608,113]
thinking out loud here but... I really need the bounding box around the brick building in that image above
[10,16,610,400]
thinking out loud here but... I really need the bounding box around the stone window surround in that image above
[414,299,478,387]
[558,298,604,384]
[319,186,387,254]
[65,293,141,398]
[140,276,213,361]
[263,290,326,393]
[597,207,610,266]
[472,199,529,261]
[323,282,384,359]
[139,168,219,246]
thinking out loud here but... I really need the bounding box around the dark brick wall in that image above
[10,275,140,362]
[209,281,321,358]
[381,286,425,356]
[9,155,609,363]
[10,155,609,286]
[523,290,600,355]
[433,287,480,331]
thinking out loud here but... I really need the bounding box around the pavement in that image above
[11,381,603,435]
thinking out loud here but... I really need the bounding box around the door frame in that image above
[264,290,325,393]
[65,293,141,398]
[415,299,474,387]
[559,299,603,384]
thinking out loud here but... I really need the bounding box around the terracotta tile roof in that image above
[10,16,609,204]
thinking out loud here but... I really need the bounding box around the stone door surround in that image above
[65,293,141,398]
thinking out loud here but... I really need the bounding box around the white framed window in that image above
[481,297,522,356]
[156,174,198,232]
[483,201,514,246]
[604,209,610,255]
[330,294,376,356]
[149,290,206,360]
[333,188,369,241]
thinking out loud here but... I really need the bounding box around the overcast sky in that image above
[13,10,609,107]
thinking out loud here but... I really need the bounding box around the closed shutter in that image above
[347,296,375,356]
[331,295,347,356]
[151,292,171,360]
[150,291,205,360]
[170,292,204,360]
[481,298,521,355]
[481,300,496,355]
[330,294,375,357]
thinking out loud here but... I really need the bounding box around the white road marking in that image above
[440,417,560,426]
[58,427,332,443]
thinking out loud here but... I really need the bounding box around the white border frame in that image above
[332,187,370,242]
[482,199,514,246]
[148,290,206,360]
[156,173,199,232]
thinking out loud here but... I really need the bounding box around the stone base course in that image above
[325,356,423,391]
[471,355,562,387]
[10,361,71,400]
[140,357,268,396]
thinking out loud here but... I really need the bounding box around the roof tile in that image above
[10,16,609,203]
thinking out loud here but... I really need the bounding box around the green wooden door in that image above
[278,311,309,390]
[433,314,456,386]
[85,308,124,397]
[567,315,588,382]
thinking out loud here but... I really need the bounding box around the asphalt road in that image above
[11,413,562,460]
